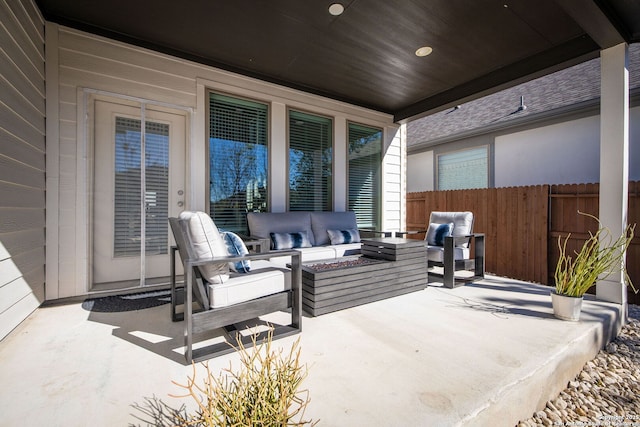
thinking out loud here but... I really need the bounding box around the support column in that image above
[596,43,629,305]
[334,117,347,211]
[270,102,287,212]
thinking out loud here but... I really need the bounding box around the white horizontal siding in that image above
[49,24,399,298]
[58,30,196,107]
[0,0,45,339]
[382,127,404,232]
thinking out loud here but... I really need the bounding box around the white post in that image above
[596,43,629,305]
[334,116,347,211]
[270,102,287,212]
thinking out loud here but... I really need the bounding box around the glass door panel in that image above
[93,99,185,288]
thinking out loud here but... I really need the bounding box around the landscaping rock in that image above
[518,304,640,426]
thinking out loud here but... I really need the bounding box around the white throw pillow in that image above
[425,222,454,246]
[179,211,229,284]
[270,231,312,250]
[327,229,361,245]
[221,231,251,273]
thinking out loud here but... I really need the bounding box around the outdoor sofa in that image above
[246,211,390,266]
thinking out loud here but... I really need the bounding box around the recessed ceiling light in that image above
[329,3,344,16]
[415,46,433,57]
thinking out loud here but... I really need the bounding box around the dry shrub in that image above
[131,330,317,426]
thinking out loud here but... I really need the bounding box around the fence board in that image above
[406,182,639,304]
[404,185,548,284]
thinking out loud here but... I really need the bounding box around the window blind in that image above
[437,146,488,190]
[288,110,333,211]
[113,117,169,257]
[144,122,170,255]
[209,93,268,234]
[348,123,381,229]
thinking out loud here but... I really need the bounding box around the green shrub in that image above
[554,212,635,297]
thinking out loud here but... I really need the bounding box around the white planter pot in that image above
[551,291,583,321]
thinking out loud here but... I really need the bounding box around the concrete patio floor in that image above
[0,275,624,427]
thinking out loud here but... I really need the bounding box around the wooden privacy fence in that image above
[406,182,640,304]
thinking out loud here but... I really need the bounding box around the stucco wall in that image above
[407,151,434,193]
[0,0,46,339]
[46,24,402,298]
[407,107,640,192]
[495,107,640,187]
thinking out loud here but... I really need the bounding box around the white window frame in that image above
[436,145,489,190]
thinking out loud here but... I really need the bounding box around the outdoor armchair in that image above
[397,211,485,288]
[169,211,301,362]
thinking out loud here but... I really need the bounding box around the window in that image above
[348,123,381,229]
[288,110,333,211]
[209,93,268,234]
[114,117,169,257]
[437,146,488,190]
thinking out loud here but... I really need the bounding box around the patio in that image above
[0,275,624,426]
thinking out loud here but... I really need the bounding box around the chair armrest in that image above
[185,250,284,266]
[236,234,270,253]
[445,233,485,247]
[185,250,303,304]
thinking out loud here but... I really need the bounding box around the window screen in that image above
[437,146,488,190]
[348,123,381,229]
[209,93,268,234]
[288,110,333,211]
[114,117,169,257]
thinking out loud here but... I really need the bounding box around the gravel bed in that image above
[517,305,640,427]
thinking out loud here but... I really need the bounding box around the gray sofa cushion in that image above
[247,211,314,246]
[268,246,339,267]
[331,242,362,258]
[310,211,358,246]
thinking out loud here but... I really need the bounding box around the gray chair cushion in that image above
[429,211,474,248]
[427,246,470,262]
[208,260,288,308]
[178,211,230,283]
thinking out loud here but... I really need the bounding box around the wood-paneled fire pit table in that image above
[301,238,428,316]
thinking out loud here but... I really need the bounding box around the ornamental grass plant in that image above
[131,329,317,427]
[554,212,636,298]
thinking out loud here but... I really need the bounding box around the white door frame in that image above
[77,88,194,295]
[92,99,186,287]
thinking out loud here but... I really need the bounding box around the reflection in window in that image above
[348,123,381,229]
[289,110,332,211]
[114,117,169,257]
[209,93,268,234]
[437,146,488,190]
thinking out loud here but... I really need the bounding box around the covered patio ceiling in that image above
[36,0,640,123]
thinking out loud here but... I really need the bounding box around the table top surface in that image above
[360,237,426,247]
[300,256,385,272]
